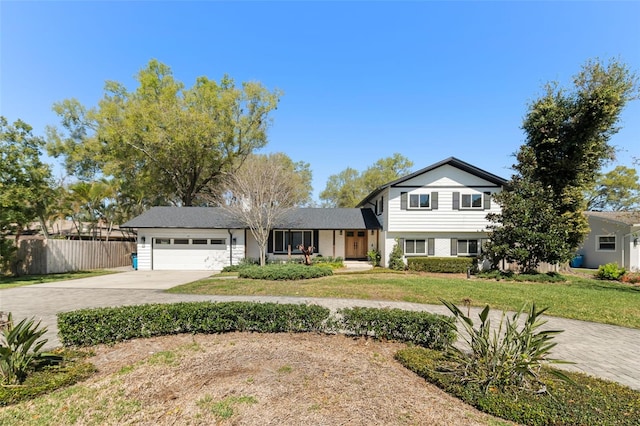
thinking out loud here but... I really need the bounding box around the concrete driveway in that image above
[0,270,214,346]
[28,269,214,290]
[1,270,640,391]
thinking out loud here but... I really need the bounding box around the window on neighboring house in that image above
[273,230,313,253]
[409,194,430,209]
[457,239,479,256]
[597,235,616,251]
[405,239,427,255]
[461,194,483,209]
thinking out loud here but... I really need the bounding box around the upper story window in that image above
[461,194,483,209]
[409,194,430,209]
[597,235,616,251]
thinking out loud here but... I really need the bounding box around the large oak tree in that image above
[47,60,281,209]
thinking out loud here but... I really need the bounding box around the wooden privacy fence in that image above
[15,239,137,275]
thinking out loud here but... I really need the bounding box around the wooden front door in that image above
[345,230,367,259]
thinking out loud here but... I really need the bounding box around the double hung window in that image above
[461,194,482,209]
[409,194,430,209]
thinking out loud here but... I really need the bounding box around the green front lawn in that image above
[0,270,118,289]
[168,272,640,329]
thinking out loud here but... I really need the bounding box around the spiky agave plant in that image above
[0,313,62,385]
[439,299,574,393]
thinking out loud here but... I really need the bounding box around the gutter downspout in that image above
[228,229,233,266]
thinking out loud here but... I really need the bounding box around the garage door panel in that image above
[153,247,228,271]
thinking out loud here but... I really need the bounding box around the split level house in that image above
[122,157,508,271]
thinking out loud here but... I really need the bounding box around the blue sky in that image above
[2,1,639,201]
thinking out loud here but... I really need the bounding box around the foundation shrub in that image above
[337,307,456,350]
[596,262,626,280]
[238,264,333,280]
[407,257,474,273]
[58,302,331,346]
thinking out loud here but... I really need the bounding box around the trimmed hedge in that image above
[58,303,455,351]
[337,307,456,350]
[407,257,474,273]
[58,302,331,346]
[238,264,333,280]
[396,347,640,426]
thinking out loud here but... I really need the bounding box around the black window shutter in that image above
[428,238,435,256]
[313,229,320,252]
[484,192,491,210]
[400,192,407,210]
[267,230,274,254]
[398,238,405,254]
[452,192,460,210]
[450,238,458,256]
[431,192,438,210]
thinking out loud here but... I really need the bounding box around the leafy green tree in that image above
[585,165,640,211]
[47,59,281,207]
[320,153,413,207]
[0,117,53,273]
[486,59,639,271]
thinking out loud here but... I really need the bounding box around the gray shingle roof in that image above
[584,211,640,226]
[121,207,381,230]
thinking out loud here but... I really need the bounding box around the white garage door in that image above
[152,237,229,270]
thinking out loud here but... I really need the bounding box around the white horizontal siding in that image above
[387,187,501,232]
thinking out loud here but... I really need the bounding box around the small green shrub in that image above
[367,249,381,267]
[311,256,344,269]
[407,257,474,273]
[238,264,333,280]
[0,313,63,385]
[388,239,405,271]
[58,302,332,346]
[337,307,456,350]
[396,346,640,426]
[440,300,571,393]
[596,262,626,280]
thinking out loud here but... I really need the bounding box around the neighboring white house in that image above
[579,211,640,271]
[357,157,507,268]
[122,157,508,271]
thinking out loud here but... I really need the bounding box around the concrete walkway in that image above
[1,270,639,391]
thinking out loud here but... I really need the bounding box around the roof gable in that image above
[357,157,508,206]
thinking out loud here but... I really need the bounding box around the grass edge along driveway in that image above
[168,272,640,329]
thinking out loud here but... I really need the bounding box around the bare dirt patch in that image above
[83,332,508,425]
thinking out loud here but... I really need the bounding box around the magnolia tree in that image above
[486,59,639,272]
